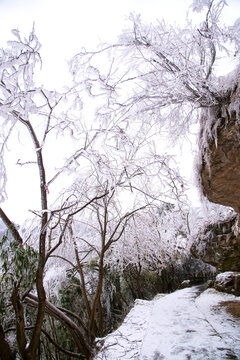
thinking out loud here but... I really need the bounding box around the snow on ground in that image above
[94,286,240,359]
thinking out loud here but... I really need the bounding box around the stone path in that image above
[95,286,240,359]
[141,286,240,359]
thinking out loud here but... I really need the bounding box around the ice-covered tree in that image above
[0,28,186,359]
[41,100,187,342]
[70,0,240,141]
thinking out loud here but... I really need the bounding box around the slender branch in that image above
[0,207,23,244]
[106,204,150,249]
[50,254,77,269]
[11,286,27,357]
[5,326,83,358]
[25,294,91,357]
[47,132,99,188]
[41,327,84,358]
[74,241,92,319]
[56,305,94,337]
[46,192,108,261]
[40,89,63,145]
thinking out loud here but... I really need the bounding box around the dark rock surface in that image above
[191,215,240,272]
[199,83,240,212]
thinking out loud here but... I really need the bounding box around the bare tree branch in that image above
[0,207,23,244]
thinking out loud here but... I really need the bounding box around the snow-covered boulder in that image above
[178,279,192,289]
[215,271,240,296]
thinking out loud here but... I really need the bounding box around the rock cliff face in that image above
[199,81,240,212]
[191,215,240,273]
[195,76,240,274]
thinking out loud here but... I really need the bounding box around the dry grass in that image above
[219,301,240,318]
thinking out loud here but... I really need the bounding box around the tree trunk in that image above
[0,323,15,360]
[11,286,27,358]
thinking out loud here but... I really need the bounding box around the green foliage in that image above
[87,257,99,271]
[0,235,38,315]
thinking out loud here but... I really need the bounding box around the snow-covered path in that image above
[95,286,240,359]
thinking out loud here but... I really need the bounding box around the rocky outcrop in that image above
[199,81,240,212]
[214,272,240,296]
[195,76,240,275]
[191,215,240,272]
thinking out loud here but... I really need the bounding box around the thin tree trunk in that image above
[88,253,104,336]
[25,294,91,358]
[11,286,27,358]
[0,323,15,360]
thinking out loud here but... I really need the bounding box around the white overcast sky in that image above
[0,0,240,89]
[1,0,240,223]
